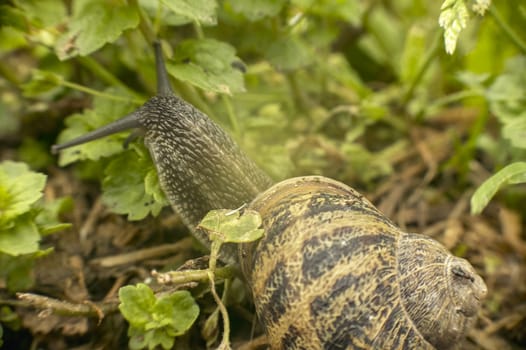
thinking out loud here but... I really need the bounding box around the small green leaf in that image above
[199,209,264,244]
[34,197,73,235]
[0,215,40,256]
[119,283,157,329]
[152,291,200,334]
[0,254,35,292]
[145,169,168,204]
[486,56,526,123]
[471,162,526,214]
[13,0,67,28]
[229,0,286,21]
[400,26,426,83]
[167,38,245,94]
[160,0,217,25]
[55,0,139,59]
[439,0,470,54]
[266,36,313,71]
[119,284,199,350]
[0,161,46,225]
[502,114,526,149]
[102,149,167,220]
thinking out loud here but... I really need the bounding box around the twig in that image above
[91,238,193,268]
[15,293,119,318]
[153,265,236,285]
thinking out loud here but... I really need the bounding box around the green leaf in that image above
[0,215,40,256]
[502,114,526,149]
[266,35,313,71]
[486,56,526,123]
[0,161,46,226]
[0,5,27,30]
[151,291,199,334]
[56,88,137,166]
[160,0,217,25]
[139,0,192,26]
[198,209,264,244]
[471,162,526,214]
[13,0,67,28]
[34,197,73,235]
[102,148,168,221]
[55,0,139,59]
[167,38,245,94]
[119,283,156,329]
[229,0,286,21]
[439,0,470,54]
[0,254,35,292]
[119,284,199,350]
[400,26,426,83]
[293,0,364,25]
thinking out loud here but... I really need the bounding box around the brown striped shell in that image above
[241,176,487,350]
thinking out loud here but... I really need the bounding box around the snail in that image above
[52,42,487,349]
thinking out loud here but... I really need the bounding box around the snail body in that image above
[52,42,487,349]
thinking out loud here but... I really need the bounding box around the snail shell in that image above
[52,42,487,349]
[242,176,487,349]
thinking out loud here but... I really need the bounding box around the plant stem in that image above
[193,21,205,39]
[222,95,240,137]
[14,293,118,318]
[128,0,156,44]
[402,30,441,107]
[76,56,142,100]
[154,265,236,285]
[489,5,526,54]
[424,90,483,113]
[61,80,143,104]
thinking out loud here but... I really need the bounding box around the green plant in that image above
[0,161,70,292]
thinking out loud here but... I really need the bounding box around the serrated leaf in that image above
[0,161,46,226]
[119,283,156,329]
[13,0,67,28]
[199,209,264,243]
[120,284,199,350]
[471,162,526,214]
[139,0,192,26]
[55,0,139,59]
[160,0,217,25]
[145,169,168,204]
[229,0,286,21]
[167,38,245,94]
[0,215,40,256]
[486,56,526,123]
[102,149,167,220]
[266,35,313,71]
[439,0,470,54]
[152,291,199,334]
[56,88,137,166]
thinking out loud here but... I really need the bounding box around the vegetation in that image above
[0,0,525,349]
